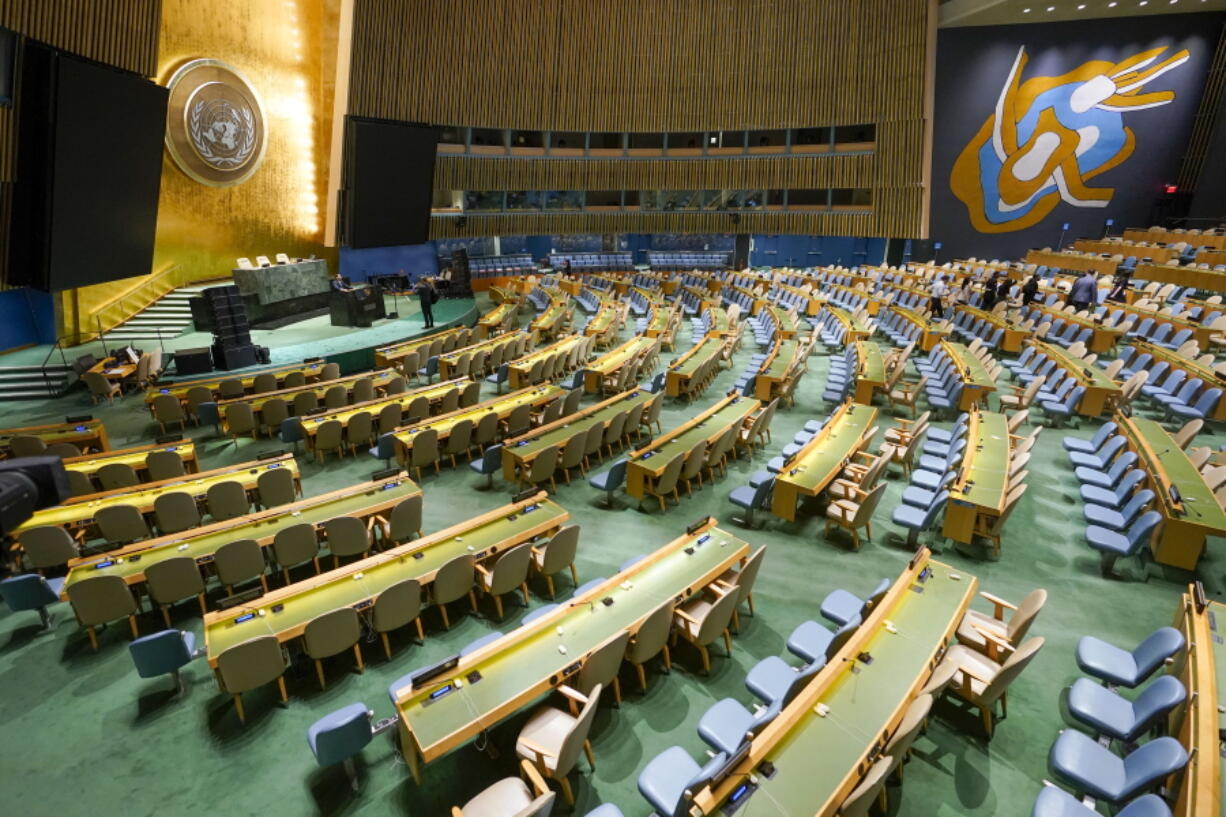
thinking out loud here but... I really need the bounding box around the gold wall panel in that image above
[150,0,340,286]
[350,0,933,238]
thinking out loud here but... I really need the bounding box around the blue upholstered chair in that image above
[418,355,439,384]
[1049,730,1187,803]
[637,746,728,817]
[1084,509,1163,577]
[278,416,304,451]
[892,490,950,546]
[1066,675,1186,743]
[460,631,504,657]
[571,577,607,598]
[1083,489,1154,531]
[469,444,503,488]
[485,363,509,394]
[728,475,774,528]
[1068,435,1126,471]
[1080,469,1145,509]
[1031,787,1172,817]
[129,629,198,694]
[785,616,859,664]
[1040,385,1086,425]
[0,573,64,631]
[1075,451,1138,490]
[588,458,628,507]
[583,806,626,817]
[1063,422,1118,456]
[522,604,560,625]
[901,471,957,508]
[820,578,890,626]
[368,432,396,466]
[745,656,822,707]
[1076,627,1185,688]
[307,702,373,790]
[696,698,782,755]
[1169,387,1222,422]
[644,371,667,394]
[197,401,221,433]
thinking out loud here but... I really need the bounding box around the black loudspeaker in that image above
[449,248,473,298]
[174,347,213,375]
[255,346,271,364]
[908,239,937,264]
[212,344,258,371]
[733,234,750,269]
[885,239,906,267]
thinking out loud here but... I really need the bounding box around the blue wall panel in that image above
[339,243,439,283]
[0,288,57,350]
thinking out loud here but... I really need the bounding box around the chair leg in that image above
[699,644,711,674]
[722,629,733,655]
[233,693,246,724]
[559,776,575,806]
[583,738,596,770]
[545,574,555,599]
[86,624,99,651]
[315,658,327,690]
[569,564,579,585]
[439,602,450,629]
[493,594,504,619]
[635,662,647,691]
[161,604,171,629]
[128,615,139,639]
[381,631,392,659]
[468,590,478,611]
[354,643,364,673]
[415,617,425,641]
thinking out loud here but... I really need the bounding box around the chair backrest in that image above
[261,397,290,428]
[303,607,361,658]
[96,503,150,542]
[528,444,560,484]
[409,427,440,469]
[257,467,296,508]
[838,755,896,817]
[216,635,286,694]
[213,538,265,586]
[152,393,184,422]
[66,574,137,627]
[489,542,533,596]
[626,601,674,663]
[324,515,369,557]
[539,524,580,576]
[979,636,1045,706]
[576,628,630,696]
[207,480,250,521]
[433,554,475,605]
[20,525,78,569]
[1006,588,1048,641]
[272,523,318,567]
[1174,419,1203,449]
[1131,626,1186,677]
[654,452,686,496]
[226,403,256,434]
[694,589,741,647]
[884,693,934,762]
[1121,737,1190,795]
[144,555,206,605]
[373,577,423,632]
[97,461,140,490]
[727,546,766,607]
[553,684,603,777]
[378,402,403,433]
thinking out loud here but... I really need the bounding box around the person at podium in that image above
[331,272,351,292]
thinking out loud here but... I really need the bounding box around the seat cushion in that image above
[819,589,863,626]
[696,698,755,756]
[1084,525,1131,556]
[744,655,797,704]
[910,469,946,491]
[786,620,834,663]
[1083,504,1126,531]
[516,704,577,772]
[954,610,1007,652]
[1080,485,1124,508]
[1049,729,1127,801]
[637,745,699,816]
[463,776,534,817]
[1075,636,1139,686]
[901,485,939,509]
[1074,467,1114,488]
[1066,678,1137,741]
[892,504,931,530]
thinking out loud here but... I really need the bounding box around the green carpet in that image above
[0,295,1220,817]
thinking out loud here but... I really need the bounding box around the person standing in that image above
[929,275,949,319]
[1021,271,1041,306]
[1067,270,1098,312]
[415,275,437,328]
[982,273,999,310]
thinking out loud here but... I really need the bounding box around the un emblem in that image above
[164,59,266,187]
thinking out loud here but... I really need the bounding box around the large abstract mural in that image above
[931,13,1221,258]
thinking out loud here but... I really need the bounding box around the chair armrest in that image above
[893,416,916,428]
[978,590,1017,618]
[852,450,875,464]
[452,808,466,817]
[970,621,1015,660]
[713,578,737,593]
[366,514,386,533]
[520,759,551,795]
[516,735,556,761]
[673,608,701,624]
[473,563,493,579]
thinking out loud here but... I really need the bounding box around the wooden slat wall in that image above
[349,0,932,238]
[0,0,163,285]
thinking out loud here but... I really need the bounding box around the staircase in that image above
[0,363,74,399]
[103,284,214,343]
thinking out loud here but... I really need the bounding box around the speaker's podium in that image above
[329,285,387,327]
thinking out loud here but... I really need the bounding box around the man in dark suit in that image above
[415,276,437,328]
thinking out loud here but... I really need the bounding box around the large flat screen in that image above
[345,117,438,249]
[46,54,167,289]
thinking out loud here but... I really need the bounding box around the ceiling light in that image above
[1023,6,1031,10]
[1077,2,1086,7]
[1047,5,1055,9]
[1139,0,1148,5]
[1108,1,1117,6]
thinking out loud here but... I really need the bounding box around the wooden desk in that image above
[528,295,571,339]
[776,284,823,316]
[0,418,110,457]
[824,306,872,344]
[584,336,658,394]
[502,388,655,482]
[1073,239,1180,264]
[955,305,1026,353]
[626,395,758,500]
[478,302,518,337]
[204,492,564,667]
[1134,263,1226,294]
[145,362,326,411]
[437,332,525,380]
[1129,341,1226,420]
[298,378,467,448]
[852,341,885,405]
[665,335,729,398]
[217,369,400,425]
[393,519,751,782]
[1116,413,1226,570]
[824,283,885,317]
[584,299,623,337]
[1125,228,1226,250]
[1032,306,1124,353]
[765,305,799,339]
[943,410,1010,545]
[703,305,732,338]
[63,441,199,489]
[1195,249,1226,267]
[1170,589,1222,817]
[393,385,566,467]
[643,303,679,338]
[941,341,997,411]
[14,454,301,539]
[694,552,975,817]
[88,358,138,384]
[1028,341,1121,417]
[507,335,587,390]
[755,339,805,401]
[374,327,465,369]
[1113,303,1215,347]
[890,306,949,352]
[1025,249,1119,276]
[60,474,420,601]
[772,401,876,521]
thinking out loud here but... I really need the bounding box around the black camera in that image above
[0,456,71,538]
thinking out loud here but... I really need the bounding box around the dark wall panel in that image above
[931,13,1224,259]
[345,117,438,249]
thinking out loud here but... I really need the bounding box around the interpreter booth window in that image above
[470,128,506,154]
[549,132,585,156]
[627,132,665,156]
[510,130,545,156]
[747,129,787,154]
[587,191,623,210]
[792,127,832,153]
[707,130,745,155]
[787,189,828,210]
[834,124,875,150]
[437,126,466,154]
[589,132,625,156]
[541,191,583,211]
[464,191,505,212]
[666,132,704,156]
[506,191,542,211]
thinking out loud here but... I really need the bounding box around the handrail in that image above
[85,263,187,336]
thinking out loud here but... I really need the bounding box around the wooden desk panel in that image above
[772,402,876,522]
[63,441,199,488]
[145,363,326,409]
[626,395,758,499]
[943,411,1009,545]
[0,418,110,456]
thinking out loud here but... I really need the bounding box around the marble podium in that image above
[229,259,332,327]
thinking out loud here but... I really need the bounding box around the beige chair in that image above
[556,432,587,483]
[97,462,139,490]
[324,385,348,409]
[378,402,403,434]
[977,483,1026,559]
[460,380,481,408]
[154,491,201,534]
[930,636,1045,738]
[450,761,554,817]
[523,444,560,491]
[581,423,605,471]
[145,449,186,481]
[476,542,533,619]
[260,397,290,437]
[216,635,288,724]
[213,538,268,595]
[252,372,278,393]
[531,524,579,598]
[9,434,47,457]
[406,395,431,422]
[96,503,151,543]
[445,417,474,467]
[999,374,1044,412]
[219,379,245,399]
[320,362,340,381]
[645,452,685,513]
[293,391,319,415]
[439,388,461,414]
[352,377,375,404]
[575,631,629,706]
[145,556,207,627]
[504,403,534,438]
[346,411,375,455]
[515,684,603,805]
[956,589,1047,662]
[823,482,888,550]
[408,427,440,482]
[324,516,370,569]
[838,755,896,817]
[184,386,213,421]
[673,586,740,673]
[386,375,408,395]
[283,371,307,389]
[432,554,477,629]
[152,393,188,433]
[67,469,94,497]
[679,440,708,496]
[713,545,766,631]
[271,523,320,584]
[83,371,121,404]
[884,693,934,781]
[207,480,249,522]
[303,607,364,689]
[66,574,138,650]
[887,375,927,417]
[225,403,258,442]
[45,442,82,458]
[368,493,423,549]
[1174,418,1202,450]
[256,467,297,509]
[314,419,345,463]
[19,525,79,572]
[372,578,424,658]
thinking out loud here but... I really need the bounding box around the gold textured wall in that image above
[151,0,339,283]
[349,0,935,238]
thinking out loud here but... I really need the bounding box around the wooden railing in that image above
[84,263,192,335]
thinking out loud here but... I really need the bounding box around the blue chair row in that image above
[878,308,924,349]
[949,309,1005,350]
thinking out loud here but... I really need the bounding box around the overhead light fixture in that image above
[1047,4,1055,9]
[1077,2,1086,7]
[1139,0,1148,5]
[1023,6,1031,10]
[1108,1,1117,6]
